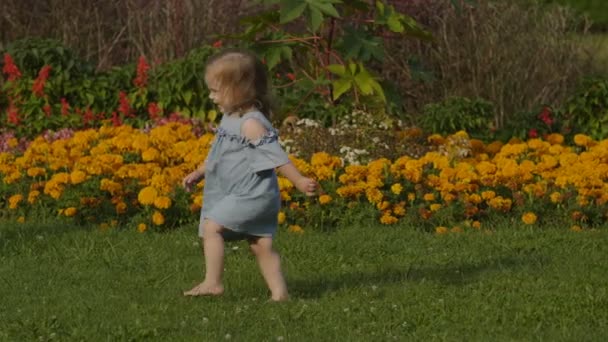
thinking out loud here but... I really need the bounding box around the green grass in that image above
[1,220,607,341]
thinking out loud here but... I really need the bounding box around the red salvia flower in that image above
[2,54,22,81]
[528,128,538,138]
[286,73,296,81]
[212,40,223,48]
[7,100,21,125]
[133,56,150,88]
[538,106,553,126]
[147,102,162,120]
[32,65,52,97]
[82,107,95,126]
[61,98,70,116]
[43,104,52,117]
[110,111,122,127]
[118,91,133,117]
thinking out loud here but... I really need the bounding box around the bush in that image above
[418,97,494,140]
[557,77,608,140]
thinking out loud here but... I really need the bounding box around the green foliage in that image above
[1,38,218,138]
[418,97,494,140]
[147,46,216,119]
[558,77,608,140]
[2,38,94,80]
[235,0,431,119]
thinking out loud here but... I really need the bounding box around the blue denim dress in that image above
[199,110,289,240]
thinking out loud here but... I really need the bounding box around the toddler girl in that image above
[182,49,317,301]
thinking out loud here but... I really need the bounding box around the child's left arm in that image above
[276,162,318,196]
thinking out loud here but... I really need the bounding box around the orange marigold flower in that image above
[288,225,304,234]
[318,194,333,205]
[522,212,537,225]
[152,211,165,226]
[570,225,582,232]
[8,194,23,209]
[138,223,148,233]
[138,186,158,205]
[380,213,398,225]
[64,207,77,217]
[277,211,286,224]
[435,226,448,235]
[154,196,172,209]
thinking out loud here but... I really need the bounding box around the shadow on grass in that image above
[290,253,550,299]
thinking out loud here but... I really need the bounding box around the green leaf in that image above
[183,90,193,105]
[309,7,324,32]
[280,0,307,24]
[312,1,340,18]
[332,79,352,100]
[327,64,346,75]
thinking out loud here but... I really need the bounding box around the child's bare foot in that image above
[183,282,224,296]
[270,293,289,302]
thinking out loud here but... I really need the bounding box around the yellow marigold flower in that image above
[318,194,333,205]
[277,211,286,224]
[423,193,435,202]
[481,191,496,201]
[70,170,87,184]
[380,213,398,225]
[546,133,564,145]
[485,141,503,155]
[152,211,165,226]
[430,203,442,212]
[427,134,445,145]
[467,194,482,205]
[138,186,158,205]
[138,223,148,233]
[549,192,562,204]
[472,221,481,229]
[451,226,463,233]
[407,192,416,202]
[390,183,403,195]
[435,226,449,235]
[366,188,383,204]
[142,147,160,162]
[288,225,304,234]
[377,201,390,211]
[393,203,406,216]
[522,212,537,225]
[17,216,25,223]
[8,194,23,209]
[64,207,78,217]
[573,134,591,147]
[154,196,172,210]
[570,225,582,232]
[7,137,18,148]
[115,201,127,214]
[26,167,46,177]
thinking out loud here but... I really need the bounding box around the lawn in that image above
[1,220,607,341]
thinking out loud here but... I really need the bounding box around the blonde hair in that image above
[205,49,273,117]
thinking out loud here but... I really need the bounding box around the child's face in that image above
[207,82,228,113]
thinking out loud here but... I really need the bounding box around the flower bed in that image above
[1,123,606,233]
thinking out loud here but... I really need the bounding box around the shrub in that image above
[557,77,608,140]
[418,96,494,140]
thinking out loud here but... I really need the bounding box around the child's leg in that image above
[248,236,288,301]
[183,219,225,296]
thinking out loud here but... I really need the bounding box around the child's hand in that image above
[295,177,319,196]
[183,170,203,192]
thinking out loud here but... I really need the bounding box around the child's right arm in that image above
[183,163,205,192]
